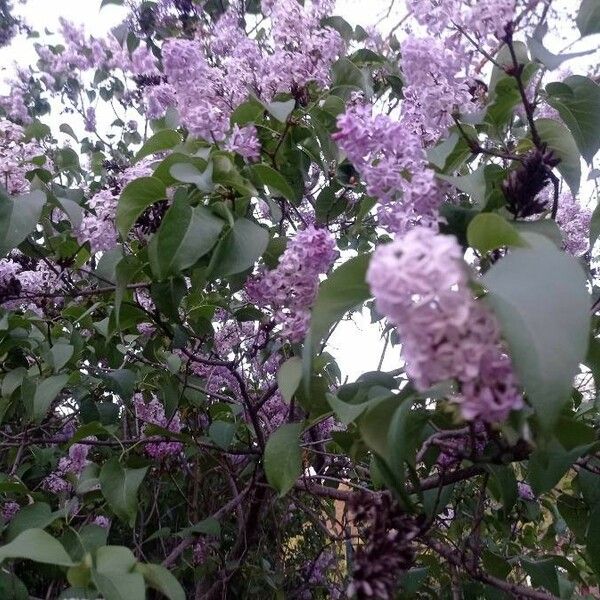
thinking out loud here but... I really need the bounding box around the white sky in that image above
[1,0,597,382]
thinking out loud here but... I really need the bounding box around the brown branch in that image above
[502,22,542,149]
[162,484,252,567]
[425,537,559,600]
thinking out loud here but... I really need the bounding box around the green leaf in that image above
[231,99,264,126]
[6,503,63,542]
[467,213,523,254]
[250,164,297,202]
[358,395,399,460]
[0,571,27,600]
[148,195,224,280]
[99,458,148,527]
[331,57,371,99]
[135,563,185,600]
[33,374,69,422]
[514,219,563,248]
[438,166,487,207]
[169,162,214,193]
[577,0,600,36]
[277,357,303,403]
[151,278,187,320]
[209,218,269,278]
[264,99,295,123]
[56,148,80,172]
[92,572,145,600]
[96,546,137,575]
[116,177,166,238]
[0,529,74,567]
[321,15,354,42]
[113,254,142,328]
[386,399,428,478]
[327,393,384,426]
[557,494,589,542]
[135,129,181,163]
[483,233,589,429]
[528,37,592,71]
[177,517,221,538]
[487,465,518,511]
[308,253,371,345]
[427,131,472,173]
[587,504,600,576]
[57,197,83,229]
[535,118,581,195]
[46,343,74,373]
[528,439,593,494]
[59,123,78,141]
[264,422,302,496]
[521,558,560,596]
[590,200,600,252]
[208,421,236,449]
[102,369,137,400]
[547,76,600,163]
[0,190,45,257]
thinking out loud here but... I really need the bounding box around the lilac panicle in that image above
[366,227,523,423]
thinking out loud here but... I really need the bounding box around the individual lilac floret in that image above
[134,393,183,460]
[518,482,535,501]
[245,225,337,342]
[93,515,111,529]
[366,228,523,423]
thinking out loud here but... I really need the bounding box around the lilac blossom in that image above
[518,482,535,501]
[225,125,261,161]
[333,101,441,233]
[366,227,523,423]
[1,501,20,522]
[76,190,119,253]
[93,515,111,528]
[84,107,96,133]
[245,225,337,341]
[407,0,516,46]
[400,37,471,142]
[0,119,48,194]
[134,393,183,460]
[555,191,592,256]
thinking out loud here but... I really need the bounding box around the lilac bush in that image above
[0,0,598,598]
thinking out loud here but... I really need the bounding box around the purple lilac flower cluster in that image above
[333,101,441,234]
[0,252,65,315]
[367,227,523,423]
[400,37,471,143]
[407,0,516,45]
[134,393,183,460]
[41,438,95,494]
[245,225,337,342]
[150,0,343,146]
[300,550,342,599]
[1,500,20,522]
[555,191,592,257]
[76,160,154,253]
[0,119,48,195]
